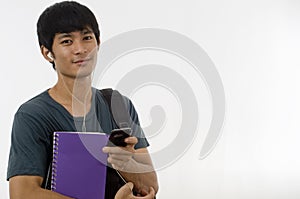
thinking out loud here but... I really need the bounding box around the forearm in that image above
[120,169,158,195]
[103,141,159,195]
[16,188,74,199]
[117,155,158,194]
[9,176,74,199]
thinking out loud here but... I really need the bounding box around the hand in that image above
[103,137,158,194]
[103,137,155,173]
[115,182,155,199]
[103,136,137,172]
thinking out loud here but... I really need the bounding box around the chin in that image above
[74,71,93,79]
[74,64,95,78]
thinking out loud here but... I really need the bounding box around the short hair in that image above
[37,1,100,69]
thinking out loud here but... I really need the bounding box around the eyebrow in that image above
[82,29,93,35]
[57,33,72,40]
[57,29,93,40]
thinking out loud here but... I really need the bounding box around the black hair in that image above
[37,1,100,69]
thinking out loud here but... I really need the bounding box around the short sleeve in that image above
[125,98,149,149]
[7,111,51,181]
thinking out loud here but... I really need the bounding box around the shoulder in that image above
[16,90,53,117]
[95,88,132,104]
[94,88,130,105]
[95,88,136,114]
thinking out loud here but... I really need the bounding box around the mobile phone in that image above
[108,128,131,147]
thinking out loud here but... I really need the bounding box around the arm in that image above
[9,176,74,199]
[103,137,159,196]
[7,111,70,199]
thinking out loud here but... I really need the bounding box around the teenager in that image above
[7,1,158,199]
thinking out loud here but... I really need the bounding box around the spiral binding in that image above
[51,133,59,191]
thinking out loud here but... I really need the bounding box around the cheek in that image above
[86,45,98,57]
[55,50,70,63]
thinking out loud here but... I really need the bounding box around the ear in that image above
[41,45,54,62]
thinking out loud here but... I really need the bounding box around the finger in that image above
[115,182,134,199]
[148,187,155,196]
[103,147,133,155]
[139,187,155,199]
[126,182,134,191]
[108,158,128,170]
[132,187,155,199]
[109,153,132,161]
[139,187,150,196]
[125,136,138,145]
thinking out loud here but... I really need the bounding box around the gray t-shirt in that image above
[7,88,149,186]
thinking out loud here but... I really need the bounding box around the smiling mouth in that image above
[73,58,92,65]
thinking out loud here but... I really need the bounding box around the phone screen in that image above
[108,128,131,147]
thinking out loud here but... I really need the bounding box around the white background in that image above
[1,0,300,198]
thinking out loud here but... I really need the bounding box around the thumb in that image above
[115,182,134,199]
[125,182,134,191]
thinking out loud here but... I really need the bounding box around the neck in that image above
[49,75,93,117]
[61,76,92,101]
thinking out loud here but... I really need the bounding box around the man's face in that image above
[51,28,99,79]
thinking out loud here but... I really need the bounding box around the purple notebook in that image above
[51,132,109,199]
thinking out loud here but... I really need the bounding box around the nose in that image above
[72,40,87,55]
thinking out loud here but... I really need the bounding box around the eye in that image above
[83,35,93,40]
[60,39,72,45]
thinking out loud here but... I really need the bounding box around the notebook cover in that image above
[51,132,109,199]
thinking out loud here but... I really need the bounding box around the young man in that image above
[7,1,158,199]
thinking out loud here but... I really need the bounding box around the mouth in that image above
[73,58,92,65]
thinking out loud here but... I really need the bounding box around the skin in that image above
[43,28,99,117]
[103,137,159,195]
[115,182,155,199]
[9,28,158,199]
